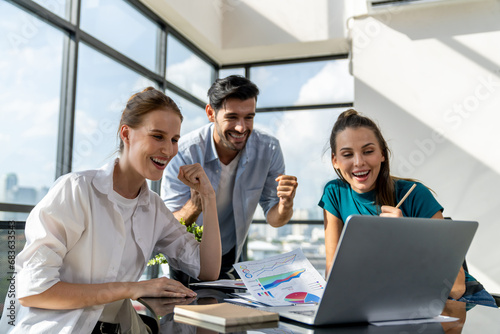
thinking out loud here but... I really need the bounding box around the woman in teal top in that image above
[319,109,496,307]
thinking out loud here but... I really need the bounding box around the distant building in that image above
[0,173,48,221]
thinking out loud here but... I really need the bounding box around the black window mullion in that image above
[155,25,167,85]
[225,54,349,69]
[256,102,354,113]
[149,23,168,196]
[56,0,81,177]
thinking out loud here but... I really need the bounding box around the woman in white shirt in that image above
[0,87,221,333]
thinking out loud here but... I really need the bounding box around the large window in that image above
[0,1,64,218]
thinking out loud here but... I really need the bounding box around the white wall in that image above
[352,0,500,292]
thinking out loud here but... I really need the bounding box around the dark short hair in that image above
[117,87,182,152]
[207,75,259,112]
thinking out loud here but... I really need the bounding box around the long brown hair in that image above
[329,109,420,207]
[117,87,182,153]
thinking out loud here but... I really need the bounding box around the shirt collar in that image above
[206,124,219,163]
[93,158,150,207]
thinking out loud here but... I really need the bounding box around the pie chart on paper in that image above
[284,292,321,304]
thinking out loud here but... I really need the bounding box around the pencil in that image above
[395,183,417,209]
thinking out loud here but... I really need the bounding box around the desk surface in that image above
[138,288,500,334]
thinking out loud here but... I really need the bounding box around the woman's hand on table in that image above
[130,277,197,300]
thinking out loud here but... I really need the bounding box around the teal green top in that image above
[318,179,443,222]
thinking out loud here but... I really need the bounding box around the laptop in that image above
[263,215,478,326]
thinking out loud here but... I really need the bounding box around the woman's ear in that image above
[120,125,130,146]
[332,153,339,169]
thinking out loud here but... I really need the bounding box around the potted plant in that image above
[148,218,203,277]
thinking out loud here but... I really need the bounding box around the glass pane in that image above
[247,108,347,275]
[80,0,158,71]
[166,34,215,101]
[73,43,155,172]
[219,67,245,78]
[253,108,343,220]
[246,222,326,276]
[250,59,354,108]
[166,90,208,136]
[32,0,70,19]
[0,2,63,212]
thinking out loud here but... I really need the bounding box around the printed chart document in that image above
[233,248,326,306]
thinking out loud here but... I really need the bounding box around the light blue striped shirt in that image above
[161,123,285,261]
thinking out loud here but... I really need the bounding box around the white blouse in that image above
[0,159,200,333]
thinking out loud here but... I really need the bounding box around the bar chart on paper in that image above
[233,249,326,306]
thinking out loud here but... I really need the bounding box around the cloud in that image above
[295,60,354,105]
[167,55,212,101]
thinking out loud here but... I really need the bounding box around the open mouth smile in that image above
[228,132,246,139]
[151,157,168,169]
[352,170,370,180]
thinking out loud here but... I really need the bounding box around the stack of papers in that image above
[232,249,326,307]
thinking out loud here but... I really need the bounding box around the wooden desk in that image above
[138,289,500,333]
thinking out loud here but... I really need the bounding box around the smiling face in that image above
[122,109,181,181]
[207,97,256,164]
[332,127,386,193]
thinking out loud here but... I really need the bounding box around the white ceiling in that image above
[140,0,368,65]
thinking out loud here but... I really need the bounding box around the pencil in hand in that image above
[395,183,417,209]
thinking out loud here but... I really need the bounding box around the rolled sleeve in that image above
[17,245,61,298]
